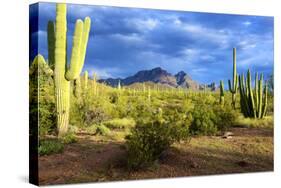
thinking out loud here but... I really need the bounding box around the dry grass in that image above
[234,115,273,129]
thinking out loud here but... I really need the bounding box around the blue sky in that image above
[30,2,274,84]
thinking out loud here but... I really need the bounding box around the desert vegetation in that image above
[30,3,274,185]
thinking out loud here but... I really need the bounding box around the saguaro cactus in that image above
[48,3,91,136]
[148,87,151,102]
[118,80,121,90]
[238,69,267,119]
[83,71,89,90]
[228,48,238,109]
[92,73,97,95]
[219,80,225,106]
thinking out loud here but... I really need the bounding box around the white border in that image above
[0,0,280,187]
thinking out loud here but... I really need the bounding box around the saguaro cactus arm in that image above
[65,20,84,80]
[47,21,55,70]
[79,17,91,74]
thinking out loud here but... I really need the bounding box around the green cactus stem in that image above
[219,80,224,106]
[48,3,91,137]
[228,48,238,109]
[92,73,97,95]
[83,71,88,90]
[261,81,268,118]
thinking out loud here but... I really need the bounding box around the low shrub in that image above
[213,105,238,131]
[125,119,189,170]
[61,133,77,144]
[95,124,111,136]
[39,139,64,156]
[84,125,97,134]
[235,115,273,128]
[190,104,218,135]
[104,118,136,130]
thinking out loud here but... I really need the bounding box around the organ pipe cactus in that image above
[219,80,224,106]
[48,3,91,137]
[228,48,238,109]
[238,69,267,119]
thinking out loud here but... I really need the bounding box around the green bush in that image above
[95,124,111,136]
[213,105,238,131]
[125,119,189,170]
[61,133,77,144]
[104,118,136,129]
[39,139,64,156]
[190,103,218,135]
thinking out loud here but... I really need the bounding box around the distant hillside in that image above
[98,67,216,90]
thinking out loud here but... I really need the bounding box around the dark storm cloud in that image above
[30,2,274,84]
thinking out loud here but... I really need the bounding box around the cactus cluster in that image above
[48,3,91,136]
[239,70,268,118]
[228,48,238,109]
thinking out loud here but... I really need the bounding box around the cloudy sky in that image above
[30,2,273,84]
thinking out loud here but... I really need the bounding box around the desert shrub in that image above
[190,103,217,135]
[213,105,238,131]
[104,118,136,130]
[125,119,189,170]
[84,124,97,134]
[30,55,56,137]
[109,92,119,103]
[39,139,64,156]
[61,133,77,144]
[133,99,154,123]
[38,105,56,137]
[70,94,110,127]
[95,124,111,136]
[68,124,79,134]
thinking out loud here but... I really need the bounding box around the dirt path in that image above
[38,127,273,185]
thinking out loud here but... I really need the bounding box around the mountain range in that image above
[98,67,215,90]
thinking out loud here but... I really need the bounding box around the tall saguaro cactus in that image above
[48,3,91,137]
[219,80,225,106]
[228,48,238,109]
[83,71,89,90]
[92,73,98,95]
